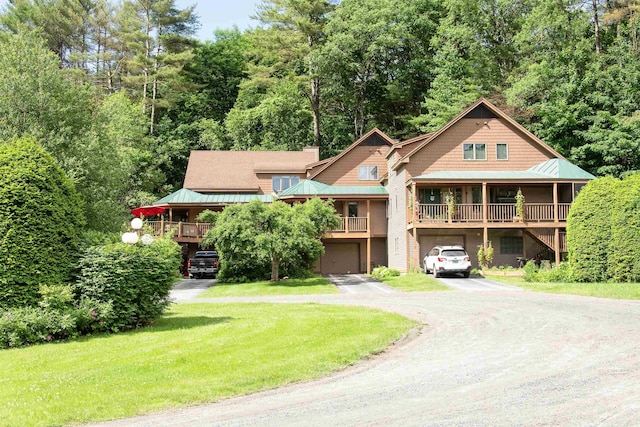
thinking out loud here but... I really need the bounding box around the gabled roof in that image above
[308,128,394,179]
[154,188,273,205]
[278,179,388,197]
[413,158,594,182]
[183,150,317,192]
[393,99,564,170]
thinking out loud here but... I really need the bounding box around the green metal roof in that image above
[414,158,594,181]
[279,180,387,196]
[528,158,595,179]
[154,188,273,205]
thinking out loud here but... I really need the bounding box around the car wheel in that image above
[433,267,439,279]
[462,271,470,278]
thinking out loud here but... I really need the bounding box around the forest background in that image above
[1,0,639,232]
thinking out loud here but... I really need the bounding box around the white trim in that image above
[496,143,509,161]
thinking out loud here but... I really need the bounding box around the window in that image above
[348,202,358,217]
[500,236,523,254]
[463,143,487,160]
[272,175,300,193]
[496,143,508,160]
[358,165,378,180]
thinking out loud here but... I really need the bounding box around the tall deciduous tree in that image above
[255,0,336,148]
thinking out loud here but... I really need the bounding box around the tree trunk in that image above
[593,0,601,54]
[309,35,321,148]
[271,256,280,282]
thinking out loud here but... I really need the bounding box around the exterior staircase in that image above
[524,228,567,254]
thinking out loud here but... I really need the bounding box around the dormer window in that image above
[359,165,378,180]
[463,143,486,160]
[272,175,300,193]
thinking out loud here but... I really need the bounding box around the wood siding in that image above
[405,118,553,178]
[314,145,391,185]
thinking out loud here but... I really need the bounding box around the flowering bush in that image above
[0,285,113,349]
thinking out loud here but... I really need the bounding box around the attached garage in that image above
[321,242,360,274]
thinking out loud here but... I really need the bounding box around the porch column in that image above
[554,227,561,265]
[160,216,164,237]
[367,200,371,234]
[483,227,488,251]
[411,182,417,224]
[366,200,371,275]
[482,182,488,223]
[169,207,173,223]
[553,182,559,222]
[366,237,371,275]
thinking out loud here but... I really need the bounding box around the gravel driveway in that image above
[93,289,640,426]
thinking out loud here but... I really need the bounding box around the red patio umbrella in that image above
[130,205,166,218]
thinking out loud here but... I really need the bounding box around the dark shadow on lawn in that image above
[150,315,234,332]
[217,277,329,288]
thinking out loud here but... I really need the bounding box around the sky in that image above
[0,0,262,42]
[176,0,262,41]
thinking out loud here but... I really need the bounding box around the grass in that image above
[378,273,451,292]
[489,275,640,299]
[0,303,413,427]
[198,276,339,298]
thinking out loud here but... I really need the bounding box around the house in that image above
[150,99,594,274]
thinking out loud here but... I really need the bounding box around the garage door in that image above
[419,235,465,262]
[321,243,360,274]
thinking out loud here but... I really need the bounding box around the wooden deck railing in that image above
[147,221,212,239]
[331,217,368,233]
[415,203,570,224]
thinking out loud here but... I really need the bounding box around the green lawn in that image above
[199,276,339,298]
[378,273,451,292]
[0,303,413,427]
[489,275,640,299]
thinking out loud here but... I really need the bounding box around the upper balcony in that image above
[412,202,571,225]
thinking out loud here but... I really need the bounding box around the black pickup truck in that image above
[187,251,219,279]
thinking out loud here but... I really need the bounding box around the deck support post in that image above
[367,237,371,275]
[482,182,488,223]
[554,227,561,266]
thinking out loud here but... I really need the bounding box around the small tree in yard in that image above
[211,198,340,282]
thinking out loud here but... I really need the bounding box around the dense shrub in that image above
[371,266,401,280]
[0,138,85,309]
[523,261,539,282]
[76,238,181,330]
[523,262,574,283]
[609,173,640,282]
[0,285,112,349]
[567,176,620,282]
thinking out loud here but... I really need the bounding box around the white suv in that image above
[423,246,472,278]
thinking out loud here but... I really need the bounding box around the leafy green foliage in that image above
[567,176,620,282]
[76,238,182,330]
[609,173,640,282]
[371,266,401,281]
[210,198,340,282]
[0,285,113,349]
[0,138,84,308]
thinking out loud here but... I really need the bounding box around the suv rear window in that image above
[441,250,466,257]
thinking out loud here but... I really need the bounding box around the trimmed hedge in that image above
[0,138,85,308]
[76,238,182,330]
[567,176,620,282]
[609,173,640,282]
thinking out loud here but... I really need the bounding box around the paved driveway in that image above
[436,275,523,291]
[95,288,640,427]
[325,274,401,294]
[170,278,214,302]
